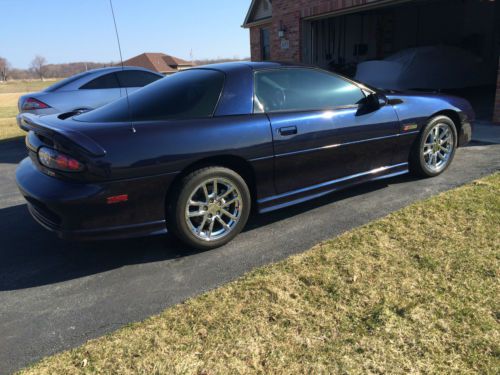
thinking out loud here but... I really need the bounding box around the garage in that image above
[301,0,500,121]
[244,0,500,123]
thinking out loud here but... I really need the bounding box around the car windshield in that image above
[75,69,225,123]
[44,71,95,92]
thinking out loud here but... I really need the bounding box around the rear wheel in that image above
[409,115,457,177]
[167,167,251,250]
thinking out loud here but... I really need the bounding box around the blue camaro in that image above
[16,62,474,249]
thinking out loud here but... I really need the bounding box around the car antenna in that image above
[109,0,135,133]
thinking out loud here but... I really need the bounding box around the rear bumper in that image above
[16,157,177,241]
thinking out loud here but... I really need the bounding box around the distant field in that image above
[0,79,57,94]
[0,80,58,141]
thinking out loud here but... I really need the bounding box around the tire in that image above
[409,115,458,178]
[166,166,251,250]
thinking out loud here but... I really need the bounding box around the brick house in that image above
[243,0,500,123]
[121,53,193,75]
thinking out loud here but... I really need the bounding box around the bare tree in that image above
[30,55,47,80]
[0,57,9,81]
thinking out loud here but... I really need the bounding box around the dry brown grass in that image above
[0,117,24,141]
[0,93,25,141]
[0,79,57,94]
[0,80,57,141]
[18,173,500,374]
[0,93,24,140]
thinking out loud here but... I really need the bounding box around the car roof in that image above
[42,66,163,93]
[82,66,163,75]
[193,61,313,73]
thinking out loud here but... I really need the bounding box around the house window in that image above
[261,28,271,61]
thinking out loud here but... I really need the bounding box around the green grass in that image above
[18,173,500,374]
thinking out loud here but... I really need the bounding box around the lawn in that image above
[0,80,57,141]
[18,173,500,374]
[0,79,58,94]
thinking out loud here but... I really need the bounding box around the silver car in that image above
[18,66,163,116]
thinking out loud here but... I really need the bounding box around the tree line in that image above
[0,55,250,81]
[0,55,115,81]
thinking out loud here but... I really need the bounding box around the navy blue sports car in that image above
[16,62,474,249]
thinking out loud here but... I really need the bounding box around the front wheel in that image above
[167,167,251,250]
[409,115,457,177]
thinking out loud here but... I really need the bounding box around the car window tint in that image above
[44,71,94,92]
[80,73,120,90]
[116,70,162,88]
[254,68,365,113]
[75,69,224,122]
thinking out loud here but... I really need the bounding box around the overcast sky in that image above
[1,0,251,69]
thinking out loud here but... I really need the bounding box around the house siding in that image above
[250,27,263,61]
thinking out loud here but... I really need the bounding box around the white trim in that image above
[242,0,273,28]
[303,0,416,21]
[242,18,272,29]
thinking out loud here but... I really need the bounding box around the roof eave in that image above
[242,17,272,29]
[242,0,257,27]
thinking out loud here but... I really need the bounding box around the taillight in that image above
[38,147,84,172]
[22,97,51,111]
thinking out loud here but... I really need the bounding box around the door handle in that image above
[278,126,298,136]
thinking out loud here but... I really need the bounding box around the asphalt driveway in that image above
[0,135,499,374]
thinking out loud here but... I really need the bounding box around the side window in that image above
[254,68,365,113]
[80,73,120,90]
[116,70,162,88]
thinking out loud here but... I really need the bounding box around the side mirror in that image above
[357,93,386,115]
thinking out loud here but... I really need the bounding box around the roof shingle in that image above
[121,53,193,73]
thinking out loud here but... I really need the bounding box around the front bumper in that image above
[16,157,177,241]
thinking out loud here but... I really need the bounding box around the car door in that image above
[254,68,401,194]
[49,73,123,113]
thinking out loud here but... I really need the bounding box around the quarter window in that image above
[254,68,365,113]
[75,69,225,122]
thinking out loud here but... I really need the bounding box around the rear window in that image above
[75,69,225,122]
[43,71,94,92]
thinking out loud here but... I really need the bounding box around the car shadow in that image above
[0,173,414,292]
[464,140,497,147]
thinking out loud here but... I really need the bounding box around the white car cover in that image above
[355,45,493,90]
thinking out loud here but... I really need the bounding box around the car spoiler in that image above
[18,113,106,157]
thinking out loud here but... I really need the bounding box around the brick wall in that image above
[494,58,500,124]
[250,27,262,62]
[249,0,388,61]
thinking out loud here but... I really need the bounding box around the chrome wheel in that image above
[423,123,454,172]
[184,178,243,242]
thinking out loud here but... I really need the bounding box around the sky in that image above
[0,0,252,69]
